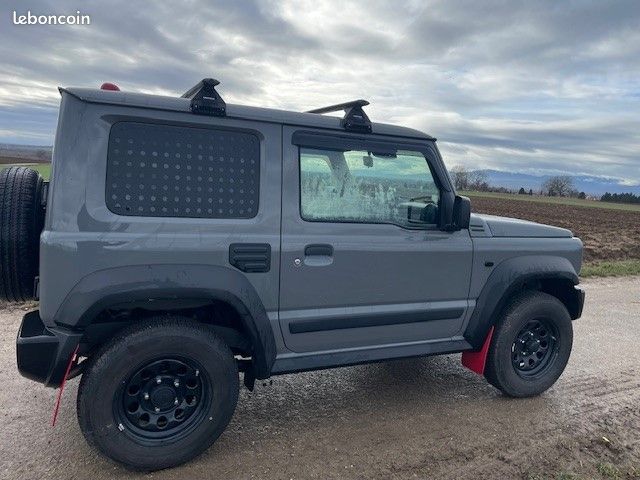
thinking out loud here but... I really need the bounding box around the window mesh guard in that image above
[106,122,260,219]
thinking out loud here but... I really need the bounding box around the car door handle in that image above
[304,244,334,257]
[302,244,334,267]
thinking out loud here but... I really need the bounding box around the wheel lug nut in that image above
[156,377,162,384]
[174,380,180,387]
[174,398,179,406]
[154,407,160,413]
[143,392,149,400]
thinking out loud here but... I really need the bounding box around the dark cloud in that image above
[0,0,638,184]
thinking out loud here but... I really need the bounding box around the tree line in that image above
[450,167,587,198]
[449,166,490,191]
[601,192,640,204]
[451,167,640,204]
[451,166,640,202]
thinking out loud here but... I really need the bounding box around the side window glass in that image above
[300,146,440,227]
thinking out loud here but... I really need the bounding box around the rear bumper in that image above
[16,310,82,388]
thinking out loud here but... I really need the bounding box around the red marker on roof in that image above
[100,82,120,91]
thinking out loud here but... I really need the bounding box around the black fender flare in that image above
[464,255,580,349]
[53,264,276,379]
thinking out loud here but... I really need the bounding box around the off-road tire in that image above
[0,166,45,302]
[77,316,239,471]
[484,291,573,397]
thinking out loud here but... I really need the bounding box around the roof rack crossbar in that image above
[306,99,372,133]
[182,78,226,117]
[306,99,369,114]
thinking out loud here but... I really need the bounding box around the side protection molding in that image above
[52,265,276,379]
[464,255,580,350]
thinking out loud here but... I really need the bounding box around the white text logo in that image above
[13,10,91,25]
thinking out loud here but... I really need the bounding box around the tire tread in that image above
[0,166,43,302]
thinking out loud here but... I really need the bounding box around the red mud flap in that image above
[51,345,79,427]
[461,326,494,375]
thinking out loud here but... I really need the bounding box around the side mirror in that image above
[407,203,438,224]
[451,195,471,230]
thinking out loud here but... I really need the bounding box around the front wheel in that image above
[77,317,239,471]
[484,291,573,397]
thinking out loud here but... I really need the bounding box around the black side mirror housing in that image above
[453,195,471,230]
[447,195,471,231]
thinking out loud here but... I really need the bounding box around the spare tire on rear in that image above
[0,167,45,302]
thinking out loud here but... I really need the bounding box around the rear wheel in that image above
[77,316,239,471]
[484,291,573,397]
[0,166,45,302]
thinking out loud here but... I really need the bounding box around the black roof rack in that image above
[182,78,226,117]
[307,99,372,133]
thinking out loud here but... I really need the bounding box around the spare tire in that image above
[0,167,45,302]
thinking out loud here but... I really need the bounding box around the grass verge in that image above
[581,259,640,278]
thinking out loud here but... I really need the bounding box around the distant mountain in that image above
[476,169,640,197]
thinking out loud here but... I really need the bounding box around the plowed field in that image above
[469,194,640,263]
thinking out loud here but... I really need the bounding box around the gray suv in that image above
[2,79,584,470]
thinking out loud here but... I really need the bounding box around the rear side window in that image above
[106,122,259,218]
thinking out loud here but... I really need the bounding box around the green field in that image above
[461,190,640,212]
[0,163,51,180]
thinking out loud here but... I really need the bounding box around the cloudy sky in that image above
[1,0,639,185]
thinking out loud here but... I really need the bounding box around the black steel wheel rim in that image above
[115,357,210,442]
[511,319,558,377]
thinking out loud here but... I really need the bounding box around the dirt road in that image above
[1,276,639,479]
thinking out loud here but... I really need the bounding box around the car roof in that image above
[61,87,435,142]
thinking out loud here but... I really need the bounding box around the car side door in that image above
[278,128,473,353]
